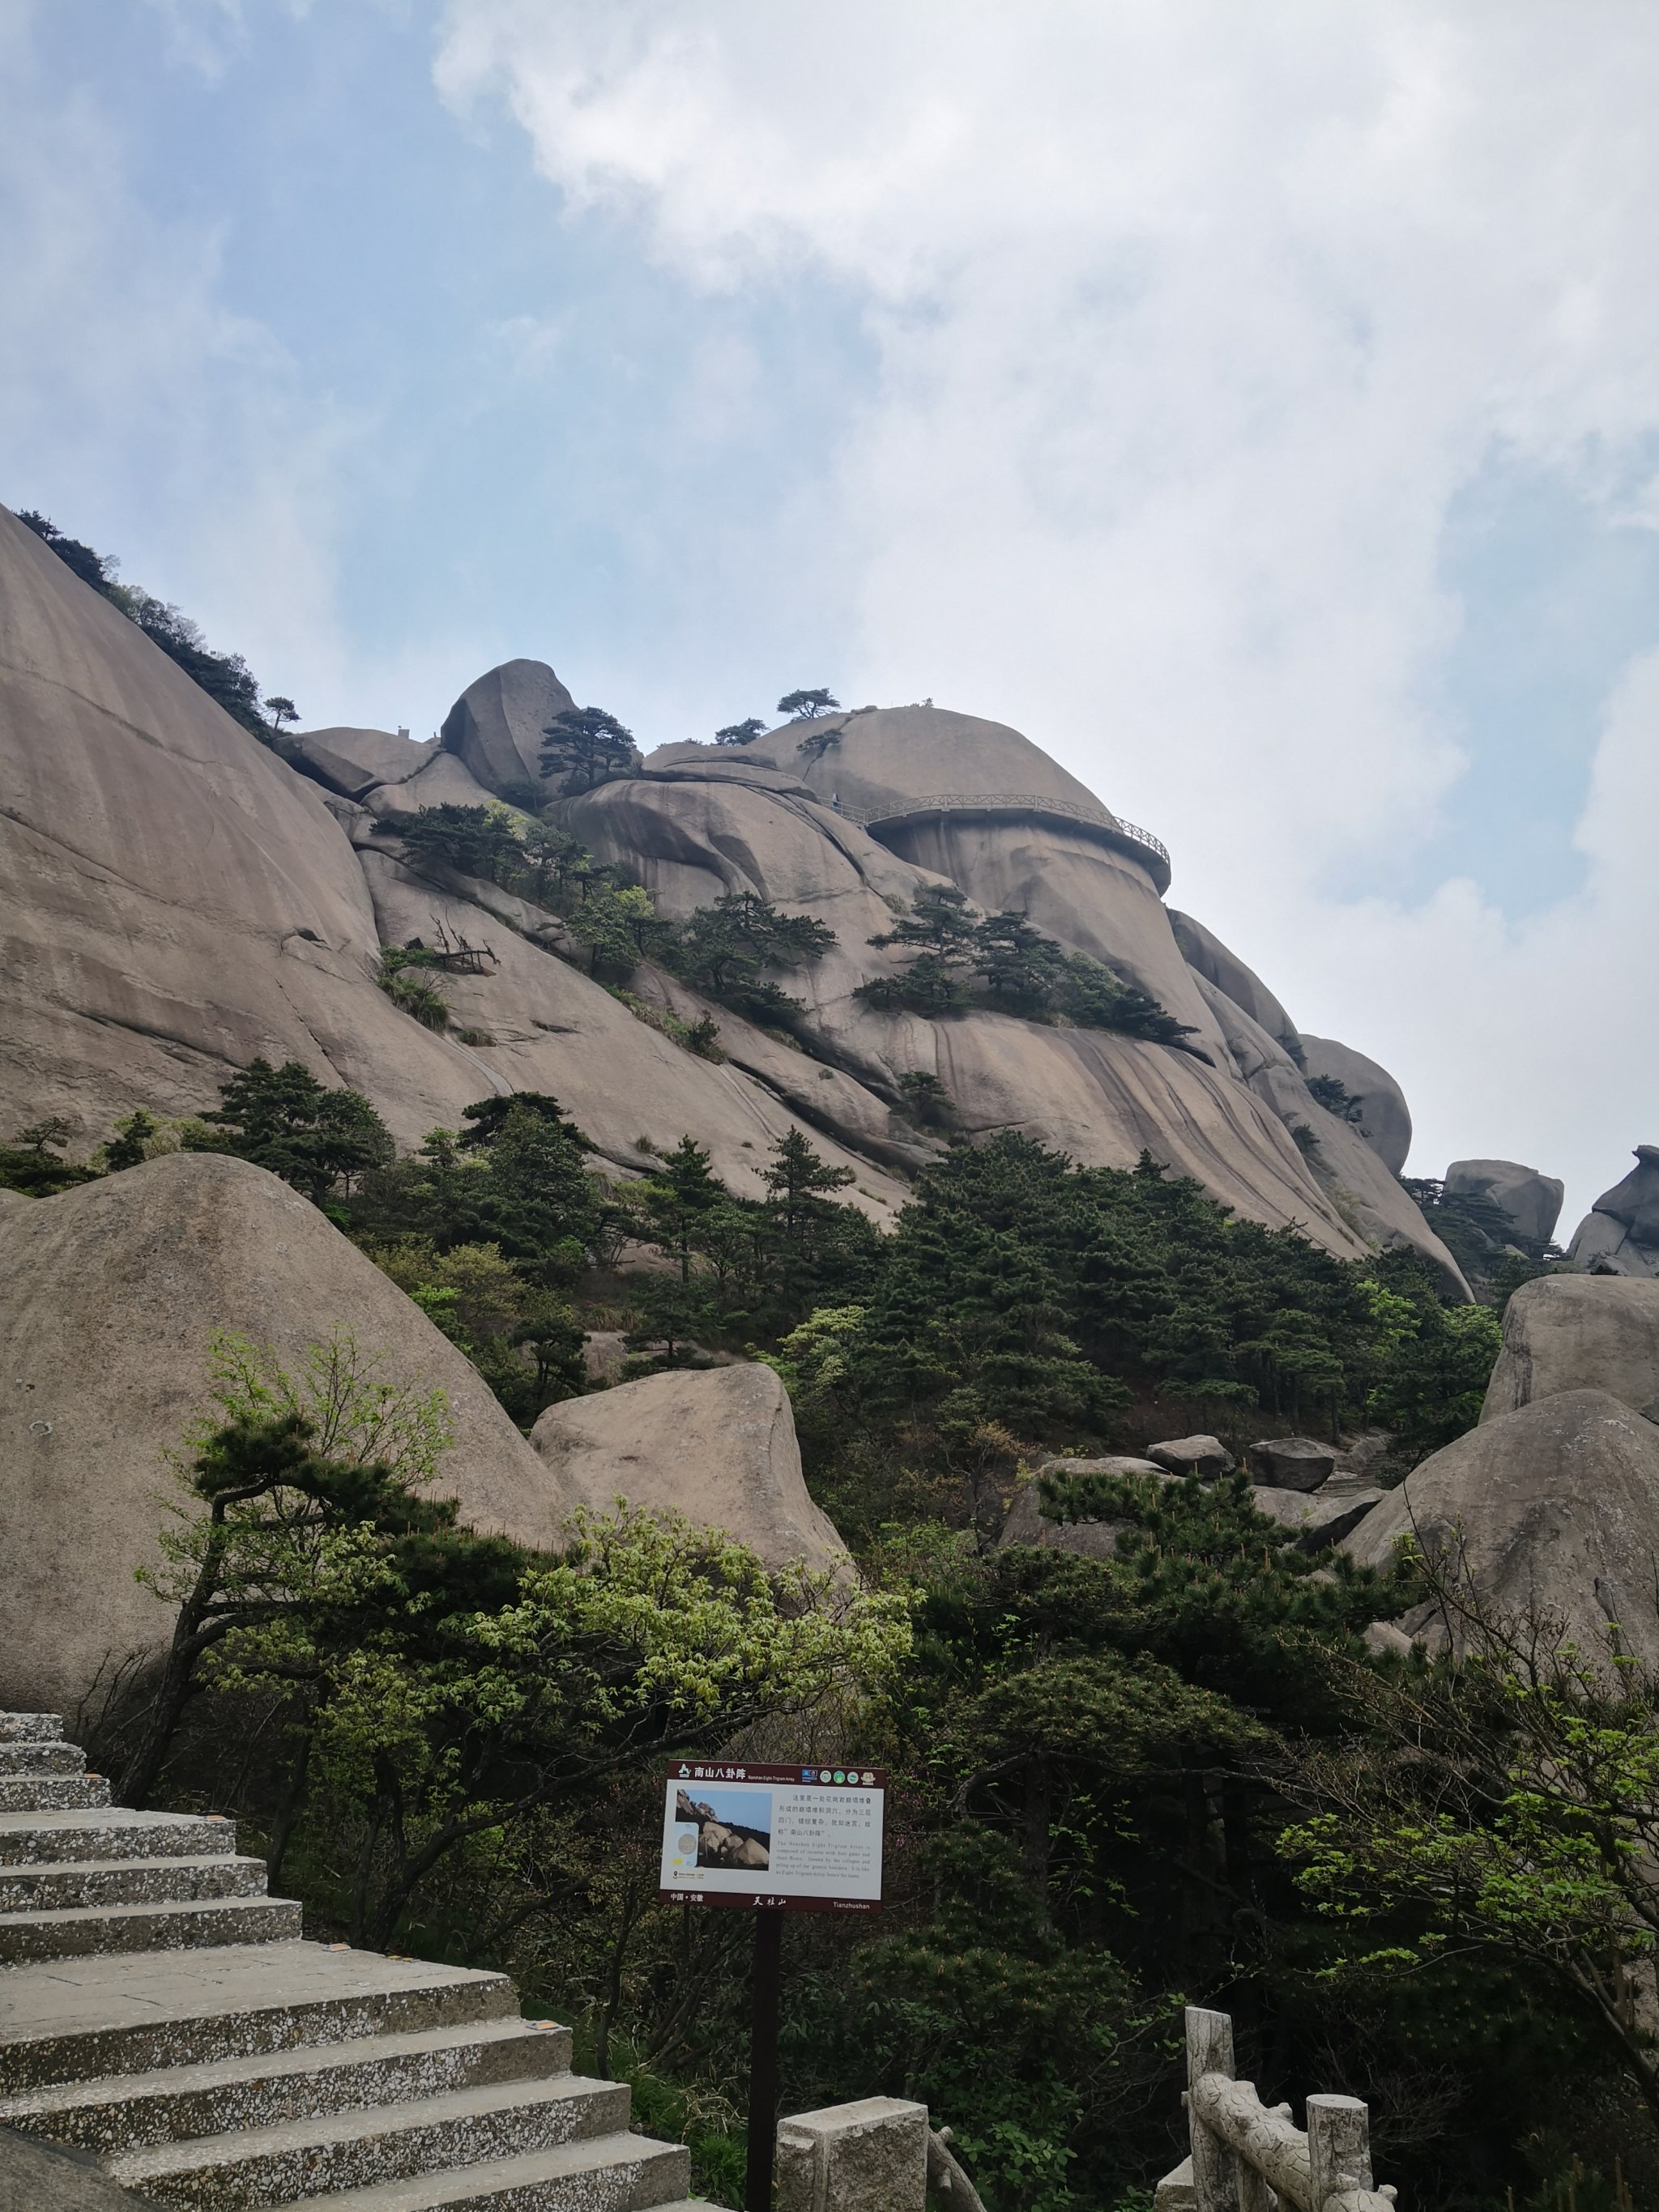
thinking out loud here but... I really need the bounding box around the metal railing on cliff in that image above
[833,791,1171,892]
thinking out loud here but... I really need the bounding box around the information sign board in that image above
[659,1760,885,1915]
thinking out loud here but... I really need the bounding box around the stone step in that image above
[0,1853,270,1914]
[0,2018,574,2155]
[0,1771,112,1813]
[206,2129,693,2212]
[0,1894,302,1966]
[109,2072,634,2207]
[0,1808,238,1866]
[0,1941,519,2093]
[0,1714,64,1743]
[0,1740,87,1775]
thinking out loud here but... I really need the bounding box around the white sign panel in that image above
[659,1760,886,1915]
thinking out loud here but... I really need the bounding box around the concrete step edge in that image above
[107,2073,631,2184]
[0,1958,521,2094]
[0,1715,65,1741]
[238,2131,693,2212]
[0,2018,572,2134]
[0,1852,267,1888]
[0,1810,239,1863]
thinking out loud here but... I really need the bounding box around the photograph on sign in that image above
[659,1763,885,1914]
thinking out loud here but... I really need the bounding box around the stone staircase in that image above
[0,1715,715,2209]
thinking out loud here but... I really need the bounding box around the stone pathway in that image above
[0,1715,717,2208]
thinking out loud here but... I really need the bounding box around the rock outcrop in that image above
[1247,1437,1337,1490]
[1481,1274,1659,1426]
[0,498,1465,1285]
[0,504,483,1151]
[1300,1034,1413,1177]
[0,1154,575,1719]
[1343,1388,1659,1670]
[439,657,578,795]
[1567,1145,1659,1276]
[1147,1434,1235,1478]
[529,1363,847,1578]
[1444,1158,1565,1250]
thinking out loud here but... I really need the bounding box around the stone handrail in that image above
[1177,2008,1397,2212]
[834,791,1171,889]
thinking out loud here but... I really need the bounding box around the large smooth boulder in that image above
[288,725,437,800]
[1248,1437,1337,1490]
[1169,910,1301,1059]
[530,1364,848,1577]
[0,1154,577,1719]
[1300,1034,1413,1177]
[1148,1434,1235,1478]
[1343,1389,1659,1669]
[1482,1274,1659,1425]
[0,502,487,1151]
[1567,1146,1659,1277]
[1252,1485,1384,1550]
[439,658,578,796]
[1445,1158,1565,1250]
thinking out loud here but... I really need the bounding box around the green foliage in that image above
[1306,1072,1363,1123]
[104,1108,159,1170]
[1280,1553,1659,2128]
[129,1341,911,1947]
[184,1059,394,1202]
[777,687,840,720]
[539,705,641,794]
[568,882,672,975]
[378,957,452,1029]
[667,890,836,1025]
[714,718,766,745]
[858,894,1200,1050]
[1362,1279,1502,1456]
[0,1115,100,1195]
[896,1069,953,1127]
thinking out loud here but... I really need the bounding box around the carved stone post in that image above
[1307,2094,1371,2210]
[1185,2006,1239,2212]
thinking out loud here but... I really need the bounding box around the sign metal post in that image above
[658,1760,887,2212]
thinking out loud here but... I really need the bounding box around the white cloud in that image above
[437,0,1659,1225]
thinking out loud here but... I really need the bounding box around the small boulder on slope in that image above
[0,1154,576,1719]
[1247,1436,1337,1490]
[1481,1273,1659,1426]
[530,1363,848,1579]
[1147,1434,1235,1478]
[1342,1388,1659,1670]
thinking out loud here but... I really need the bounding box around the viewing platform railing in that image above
[836,791,1171,893]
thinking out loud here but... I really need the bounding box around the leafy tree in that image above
[638,1136,727,1283]
[714,718,766,746]
[1307,1072,1363,1123]
[896,1071,953,1127]
[124,1334,910,1946]
[19,509,116,591]
[390,803,523,882]
[763,1126,855,1238]
[266,695,300,735]
[1363,1277,1502,1456]
[777,688,840,720]
[971,910,1069,1005]
[185,1061,394,1203]
[1282,1549,1659,2129]
[539,706,641,795]
[0,1116,99,1196]
[104,1109,159,1171]
[668,892,836,1025]
[568,883,671,976]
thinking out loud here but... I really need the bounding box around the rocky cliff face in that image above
[0,502,1464,1279]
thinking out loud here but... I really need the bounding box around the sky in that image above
[2,0,1655,1232]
